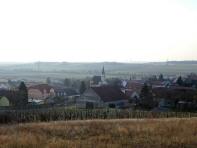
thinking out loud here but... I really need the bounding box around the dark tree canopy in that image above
[159,74,164,81]
[140,83,150,97]
[149,75,157,81]
[18,82,28,106]
[64,78,71,87]
[177,76,184,86]
[79,81,87,94]
[140,83,155,108]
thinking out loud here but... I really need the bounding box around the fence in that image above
[0,107,197,124]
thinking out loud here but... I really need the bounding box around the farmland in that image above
[0,61,197,81]
[0,118,197,148]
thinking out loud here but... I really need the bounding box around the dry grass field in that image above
[0,118,197,148]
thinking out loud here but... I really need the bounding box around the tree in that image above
[159,74,164,81]
[46,77,51,84]
[79,81,86,94]
[177,76,183,86]
[8,79,12,85]
[149,75,157,81]
[64,78,71,87]
[140,83,154,109]
[107,78,121,87]
[18,82,28,106]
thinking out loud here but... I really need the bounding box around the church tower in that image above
[101,66,106,84]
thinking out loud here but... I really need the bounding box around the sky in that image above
[0,0,197,63]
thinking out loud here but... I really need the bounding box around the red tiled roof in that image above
[125,90,135,97]
[91,86,128,102]
[152,86,196,100]
[28,84,53,93]
[126,81,144,92]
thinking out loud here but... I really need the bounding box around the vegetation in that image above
[79,81,87,94]
[64,78,71,87]
[18,82,28,106]
[140,83,155,108]
[0,108,197,124]
[177,76,184,86]
[0,118,197,148]
[159,73,164,81]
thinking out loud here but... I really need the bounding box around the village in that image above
[0,67,197,112]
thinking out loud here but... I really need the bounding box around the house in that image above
[0,97,10,107]
[54,87,78,98]
[90,66,107,87]
[125,80,144,92]
[185,73,197,87]
[0,83,10,90]
[28,84,55,101]
[0,90,21,106]
[28,99,44,105]
[121,80,144,104]
[124,90,140,104]
[28,83,80,105]
[52,87,79,105]
[152,86,197,110]
[77,86,128,109]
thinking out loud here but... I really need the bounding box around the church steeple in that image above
[101,66,106,83]
[102,66,105,77]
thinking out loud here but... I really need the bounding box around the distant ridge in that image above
[167,61,197,64]
[0,60,197,65]
[0,60,196,80]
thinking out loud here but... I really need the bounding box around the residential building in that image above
[28,84,55,101]
[28,84,79,105]
[0,90,20,106]
[77,86,128,108]
[121,80,144,104]
[152,86,197,110]
[0,97,10,107]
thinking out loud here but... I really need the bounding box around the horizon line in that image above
[0,60,196,64]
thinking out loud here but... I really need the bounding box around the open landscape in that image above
[1,0,197,147]
[0,118,197,148]
[0,61,197,81]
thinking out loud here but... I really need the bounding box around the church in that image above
[90,66,108,87]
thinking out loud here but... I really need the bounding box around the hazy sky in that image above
[0,0,197,62]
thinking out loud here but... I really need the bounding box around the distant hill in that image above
[0,61,196,81]
[167,61,197,64]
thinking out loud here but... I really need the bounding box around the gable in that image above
[0,97,10,106]
[82,88,102,102]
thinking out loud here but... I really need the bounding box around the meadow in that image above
[0,118,197,148]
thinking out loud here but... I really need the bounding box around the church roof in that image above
[92,76,102,84]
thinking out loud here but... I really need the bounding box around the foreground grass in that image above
[0,118,197,148]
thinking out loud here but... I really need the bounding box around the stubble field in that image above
[0,118,197,148]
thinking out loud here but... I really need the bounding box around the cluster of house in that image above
[0,68,197,111]
[78,69,197,110]
[120,73,197,111]
[0,81,79,107]
[27,84,79,105]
